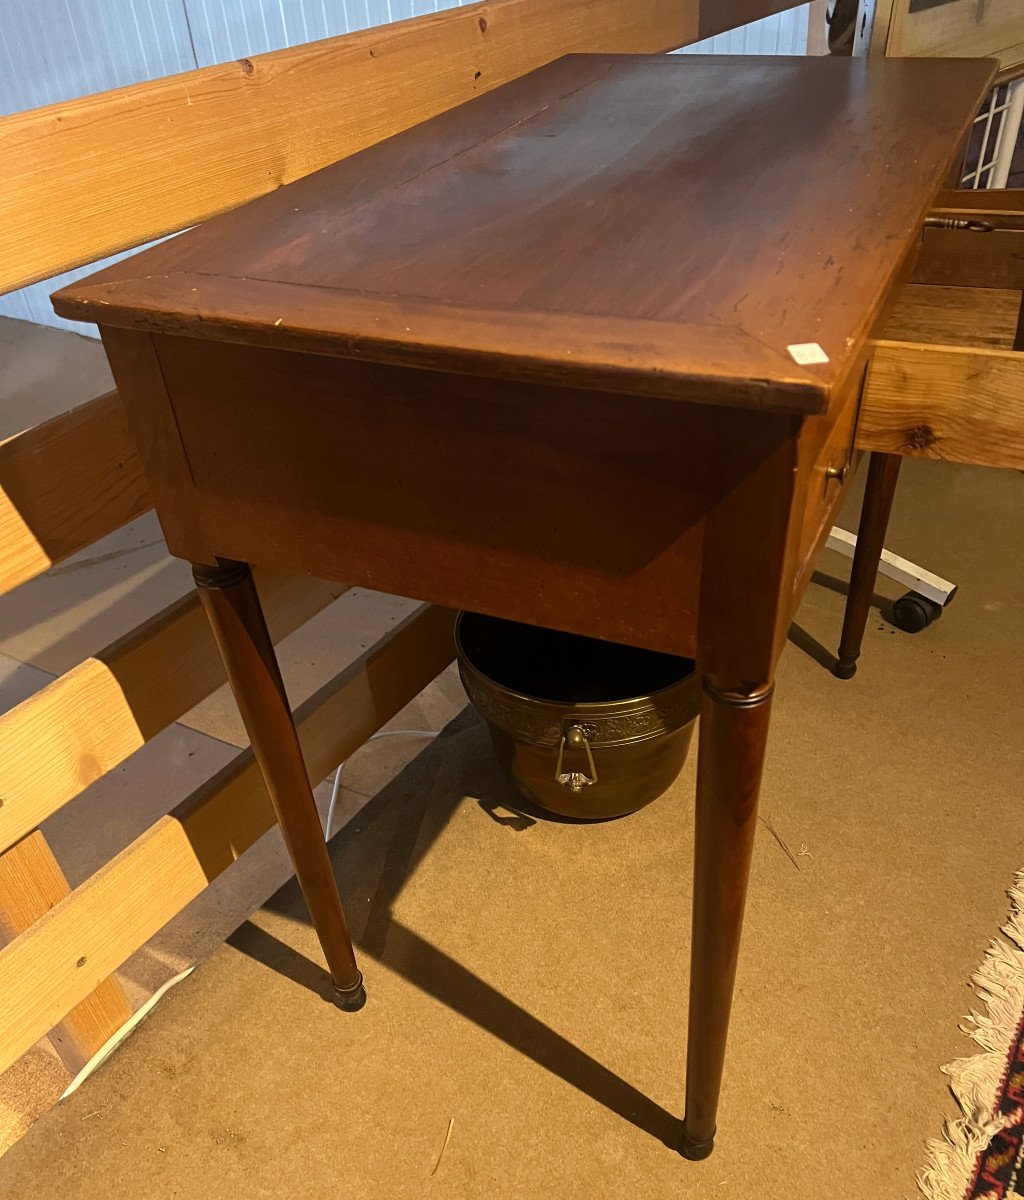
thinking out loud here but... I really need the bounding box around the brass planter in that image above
[456,612,700,820]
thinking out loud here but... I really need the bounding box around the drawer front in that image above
[860,340,1024,470]
[913,190,1024,291]
[864,257,1024,470]
[793,374,862,599]
[152,334,713,659]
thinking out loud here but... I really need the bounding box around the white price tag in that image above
[787,342,830,366]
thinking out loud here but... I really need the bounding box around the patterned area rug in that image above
[920,872,1024,1199]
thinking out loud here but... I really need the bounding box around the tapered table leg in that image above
[680,680,774,1160]
[193,559,365,1010]
[833,452,902,679]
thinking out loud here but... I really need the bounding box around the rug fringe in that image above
[918,870,1024,1200]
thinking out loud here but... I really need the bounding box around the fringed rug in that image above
[920,871,1024,1200]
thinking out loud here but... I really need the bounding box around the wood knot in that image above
[478,16,488,32]
[905,424,938,451]
[238,58,254,75]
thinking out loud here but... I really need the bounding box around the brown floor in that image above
[0,431,1021,1195]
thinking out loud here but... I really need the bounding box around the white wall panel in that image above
[0,0,195,114]
[185,0,470,66]
[678,4,810,55]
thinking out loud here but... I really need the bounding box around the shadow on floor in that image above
[785,571,897,673]
[810,569,893,621]
[228,566,907,1150]
[231,713,683,1151]
[787,621,838,673]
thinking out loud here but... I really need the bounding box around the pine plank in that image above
[0,832,133,1075]
[0,570,347,855]
[879,284,1021,350]
[0,604,455,1076]
[0,392,149,596]
[860,339,1024,468]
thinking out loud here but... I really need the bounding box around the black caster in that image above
[891,591,943,633]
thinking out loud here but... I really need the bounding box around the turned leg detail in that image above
[833,452,902,679]
[193,559,365,1010]
[680,680,774,1160]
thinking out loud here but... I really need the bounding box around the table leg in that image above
[680,681,773,1159]
[833,452,902,679]
[193,559,365,1010]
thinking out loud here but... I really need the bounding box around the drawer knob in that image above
[826,464,848,484]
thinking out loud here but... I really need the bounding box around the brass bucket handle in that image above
[555,724,598,792]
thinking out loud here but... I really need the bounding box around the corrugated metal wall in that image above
[0,1,195,113]
[0,0,809,333]
[183,0,469,65]
[680,5,809,55]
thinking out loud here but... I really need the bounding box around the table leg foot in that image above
[331,974,367,1013]
[678,1124,716,1161]
[193,558,364,997]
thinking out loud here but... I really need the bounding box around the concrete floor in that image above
[0,317,1022,1197]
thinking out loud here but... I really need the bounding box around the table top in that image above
[56,53,993,415]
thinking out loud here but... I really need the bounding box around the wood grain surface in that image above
[57,54,995,413]
[885,0,1024,73]
[195,562,363,994]
[913,190,1024,290]
[880,283,1022,349]
[834,450,903,679]
[913,228,1024,290]
[148,335,713,656]
[0,831,133,1075]
[934,188,1024,215]
[0,392,149,596]
[697,0,804,38]
[859,340,1024,468]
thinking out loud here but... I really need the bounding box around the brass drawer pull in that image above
[826,464,848,485]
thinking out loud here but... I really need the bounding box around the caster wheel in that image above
[891,592,943,634]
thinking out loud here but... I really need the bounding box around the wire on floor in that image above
[324,730,438,840]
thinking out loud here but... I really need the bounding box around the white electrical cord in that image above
[324,730,438,840]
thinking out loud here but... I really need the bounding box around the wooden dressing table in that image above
[53,53,993,1159]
